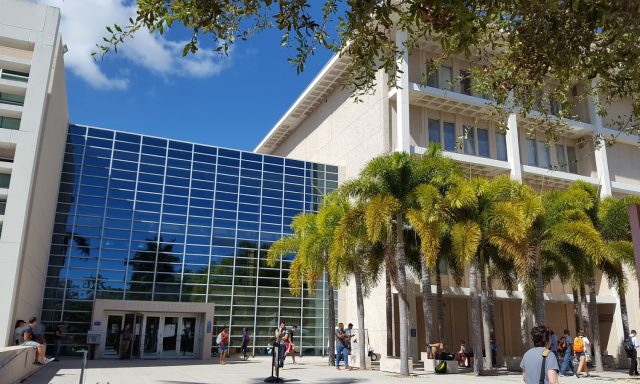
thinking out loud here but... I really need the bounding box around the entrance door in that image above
[104,314,123,358]
[143,316,161,358]
[179,317,197,356]
[161,316,179,357]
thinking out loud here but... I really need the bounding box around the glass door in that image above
[104,315,123,358]
[142,316,160,358]
[179,317,196,356]
[131,314,143,359]
[161,316,179,357]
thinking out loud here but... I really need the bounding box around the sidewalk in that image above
[26,356,639,384]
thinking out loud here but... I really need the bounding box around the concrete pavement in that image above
[24,356,639,384]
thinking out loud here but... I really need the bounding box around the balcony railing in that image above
[0,68,29,83]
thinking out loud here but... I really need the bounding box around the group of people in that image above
[334,322,356,370]
[14,317,63,365]
[215,322,298,366]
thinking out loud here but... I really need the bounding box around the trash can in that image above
[87,331,101,360]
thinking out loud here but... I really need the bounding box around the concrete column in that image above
[395,29,410,153]
[587,91,612,197]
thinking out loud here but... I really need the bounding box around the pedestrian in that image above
[457,340,469,367]
[574,329,591,378]
[558,329,575,376]
[628,330,639,376]
[14,320,26,345]
[217,326,229,365]
[335,322,351,371]
[520,324,559,384]
[285,325,297,364]
[241,327,250,361]
[22,317,48,365]
[53,323,64,361]
[274,321,289,368]
[119,323,132,360]
[490,339,498,367]
[345,323,354,356]
[549,330,558,355]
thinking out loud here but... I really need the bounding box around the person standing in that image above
[490,339,498,367]
[574,329,591,378]
[549,330,558,355]
[53,323,64,361]
[241,327,250,361]
[335,323,351,371]
[119,323,132,360]
[520,325,560,384]
[285,325,297,364]
[217,326,229,365]
[274,322,289,368]
[629,330,640,376]
[559,329,575,376]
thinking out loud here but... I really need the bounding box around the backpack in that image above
[573,337,584,353]
[624,338,635,355]
[216,332,223,344]
[435,360,447,374]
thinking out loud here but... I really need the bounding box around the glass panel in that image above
[0,116,21,130]
[526,138,538,166]
[538,142,550,169]
[496,132,508,161]
[463,126,475,155]
[439,66,453,90]
[427,70,438,88]
[443,122,456,151]
[477,128,489,157]
[162,316,179,357]
[104,315,123,358]
[460,70,472,95]
[0,92,25,106]
[180,317,196,356]
[0,173,10,188]
[143,316,160,357]
[428,119,441,146]
[567,146,578,174]
[555,144,568,171]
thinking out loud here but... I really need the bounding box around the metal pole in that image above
[79,350,87,384]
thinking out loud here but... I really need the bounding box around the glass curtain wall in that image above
[41,125,338,356]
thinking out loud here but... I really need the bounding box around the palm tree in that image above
[267,210,338,365]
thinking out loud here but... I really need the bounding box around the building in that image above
[41,124,337,359]
[0,0,69,348]
[255,33,640,364]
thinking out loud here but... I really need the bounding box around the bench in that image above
[380,357,413,373]
[421,356,460,374]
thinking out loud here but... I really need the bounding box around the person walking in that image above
[53,323,64,361]
[549,330,558,356]
[119,323,132,360]
[559,329,575,376]
[217,326,229,365]
[574,329,591,378]
[274,321,289,368]
[335,322,351,371]
[520,325,560,384]
[285,325,297,364]
[629,330,640,376]
[241,327,250,361]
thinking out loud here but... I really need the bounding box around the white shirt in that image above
[632,335,639,349]
[581,336,591,346]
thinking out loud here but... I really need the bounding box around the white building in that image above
[255,33,640,365]
[0,0,69,347]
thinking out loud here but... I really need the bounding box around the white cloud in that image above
[36,0,228,90]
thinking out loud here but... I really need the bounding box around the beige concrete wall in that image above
[607,142,640,186]
[0,346,39,384]
[601,98,633,129]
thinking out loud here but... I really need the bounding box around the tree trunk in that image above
[469,260,484,375]
[588,276,603,372]
[480,266,492,369]
[435,261,445,342]
[386,270,393,356]
[486,268,497,366]
[519,282,530,350]
[572,288,582,331]
[533,244,545,326]
[619,288,630,338]
[421,256,433,348]
[396,214,410,376]
[327,270,336,366]
[579,285,590,334]
[354,270,367,370]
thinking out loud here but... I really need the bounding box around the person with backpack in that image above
[558,329,575,376]
[625,329,640,376]
[520,325,560,384]
[573,329,591,378]
[217,326,229,365]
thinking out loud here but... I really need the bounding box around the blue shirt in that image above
[550,335,558,353]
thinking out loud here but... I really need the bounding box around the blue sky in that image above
[44,0,335,151]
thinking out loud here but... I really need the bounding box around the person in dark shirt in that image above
[22,317,48,365]
[119,323,132,360]
[274,321,289,368]
[285,325,297,364]
[54,323,64,361]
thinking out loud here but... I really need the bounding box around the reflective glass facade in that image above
[42,125,338,355]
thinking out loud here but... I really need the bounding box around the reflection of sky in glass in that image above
[42,125,337,355]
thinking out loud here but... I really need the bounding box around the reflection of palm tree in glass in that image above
[127,237,179,292]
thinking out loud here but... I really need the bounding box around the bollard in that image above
[78,350,87,384]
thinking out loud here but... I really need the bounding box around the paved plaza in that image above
[25,357,640,384]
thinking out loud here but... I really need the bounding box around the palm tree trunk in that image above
[533,244,545,325]
[588,276,603,371]
[572,288,582,331]
[396,214,410,376]
[519,282,530,350]
[421,256,433,348]
[619,288,630,338]
[386,270,393,356]
[327,271,336,366]
[354,270,367,370]
[435,261,445,342]
[579,285,590,333]
[480,267,492,369]
[486,273,496,343]
[469,260,484,375]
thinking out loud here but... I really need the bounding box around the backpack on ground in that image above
[216,332,223,344]
[573,337,584,353]
[435,360,447,374]
[624,337,635,356]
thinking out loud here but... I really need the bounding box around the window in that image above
[427,65,453,90]
[0,69,29,82]
[463,126,475,155]
[496,132,508,161]
[428,119,441,146]
[0,92,25,106]
[477,128,490,157]
[443,122,456,151]
[555,144,567,171]
[567,146,578,174]
[0,197,5,215]
[526,138,538,166]
[0,173,10,188]
[537,142,551,169]
[0,116,20,130]
[460,70,472,95]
